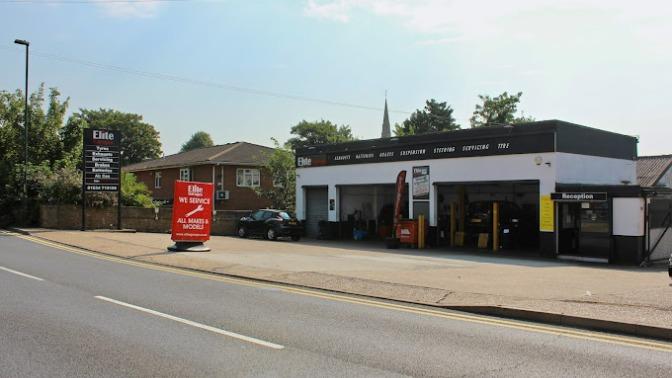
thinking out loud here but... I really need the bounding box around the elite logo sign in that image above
[171,181,214,242]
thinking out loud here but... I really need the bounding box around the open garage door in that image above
[305,187,328,238]
[436,181,540,251]
[339,184,406,239]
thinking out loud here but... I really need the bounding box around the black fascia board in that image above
[296,121,557,156]
[555,183,642,197]
[554,122,638,161]
[295,119,638,163]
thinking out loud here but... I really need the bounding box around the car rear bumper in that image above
[276,225,303,237]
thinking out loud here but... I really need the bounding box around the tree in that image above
[0,85,71,224]
[121,172,154,208]
[286,120,356,151]
[469,91,535,128]
[394,99,460,136]
[63,108,162,165]
[181,131,214,152]
[255,139,296,212]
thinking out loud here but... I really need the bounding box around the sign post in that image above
[82,128,121,231]
[168,180,214,252]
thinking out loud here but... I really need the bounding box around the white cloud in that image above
[304,0,354,22]
[98,1,161,19]
[303,0,672,46]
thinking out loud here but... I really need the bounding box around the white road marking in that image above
[94,296,284,350]
[0,266,45,281]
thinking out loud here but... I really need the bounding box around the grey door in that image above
[305,187,328,238]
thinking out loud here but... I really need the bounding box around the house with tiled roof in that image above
[123,142,275,210]
[636,155,672,188]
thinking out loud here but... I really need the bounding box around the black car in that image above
[669,252,672,282]
[237,209,303,241]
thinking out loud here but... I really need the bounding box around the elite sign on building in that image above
[171,181,214,242]
[84,129,120,192]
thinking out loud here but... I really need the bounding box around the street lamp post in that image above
[14,39,29,224]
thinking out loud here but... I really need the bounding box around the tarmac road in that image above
[1,230,671,377]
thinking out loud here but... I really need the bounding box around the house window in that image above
[154,172,162,188]
[179,167,191,181]
[236,168,260,188]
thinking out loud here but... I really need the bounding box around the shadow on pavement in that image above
[291,237,667,271]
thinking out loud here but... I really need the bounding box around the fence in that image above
[645,196,672,262]
[39,205,249,236]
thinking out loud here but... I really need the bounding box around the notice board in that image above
[539,195,554,232]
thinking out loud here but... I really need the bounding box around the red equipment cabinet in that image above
[396,219,418,245]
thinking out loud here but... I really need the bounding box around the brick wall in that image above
[130,164,273,210]
[40,205,249,235]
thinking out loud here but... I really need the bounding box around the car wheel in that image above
[266,227,276,241]
[237,226,247,238]
[291,235,300,241]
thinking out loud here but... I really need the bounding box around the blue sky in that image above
[1,0,670,155]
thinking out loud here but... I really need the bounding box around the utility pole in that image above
[14,39,30,224]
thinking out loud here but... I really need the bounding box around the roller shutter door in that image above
[305,187,328,238]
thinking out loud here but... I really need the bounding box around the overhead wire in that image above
[0,45,474,125]
[0,45,413,115]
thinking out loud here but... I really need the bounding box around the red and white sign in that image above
[171,180,214,242]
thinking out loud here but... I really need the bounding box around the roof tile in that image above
[123,142,274,172]
[636,155,672,187]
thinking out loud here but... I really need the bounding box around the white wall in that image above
[555,153,636,185]
[612,198,645,236]
[296,152,557,226]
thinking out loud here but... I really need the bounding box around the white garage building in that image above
[295,120,653,264]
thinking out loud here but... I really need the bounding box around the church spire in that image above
[381,93,391,138]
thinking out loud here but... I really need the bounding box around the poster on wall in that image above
[412,166,430,200]
[539,195,554,232]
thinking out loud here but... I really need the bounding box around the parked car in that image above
[237,209,303,241]
[669,252,671,281]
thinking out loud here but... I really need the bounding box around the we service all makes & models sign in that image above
[171,181,214,242]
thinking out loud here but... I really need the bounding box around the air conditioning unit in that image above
[216,190,230,200]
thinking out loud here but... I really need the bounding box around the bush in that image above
[37,166,82,205]
[121,172,154,208]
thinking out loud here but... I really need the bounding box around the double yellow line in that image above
[12,232,672,353]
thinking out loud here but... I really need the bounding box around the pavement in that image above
[2,230,672,377]
[8,228,672,341]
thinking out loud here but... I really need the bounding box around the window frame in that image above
[179,167,191,181]
[154,171,162,189]
[236,168,260,188]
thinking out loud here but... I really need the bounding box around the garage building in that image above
[295,120,654,264]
